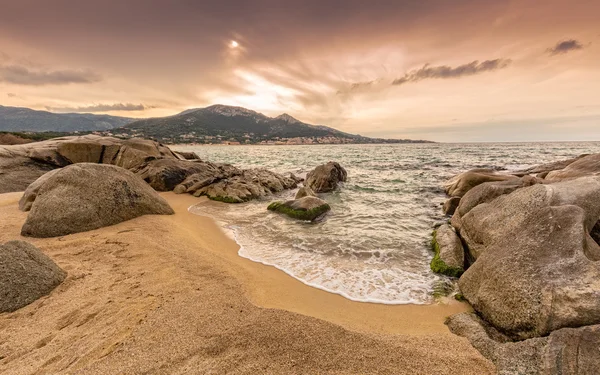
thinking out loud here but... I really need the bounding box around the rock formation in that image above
[21,163,174,237]
[437,152,600,371]
[305,162,347,193]
[0,241,66,313]
[0,135,297,203]
[430,224,465,278]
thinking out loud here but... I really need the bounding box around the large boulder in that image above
[21,164,174,238]
[446,312,600,375]
[513,154,589,178]
[295,186,316,199]
[0,241,66,313]
[305,162,347,193]
[456,176,600,339]
[430,224,465,277]
[268,196,331,221]
[444,169,519,198]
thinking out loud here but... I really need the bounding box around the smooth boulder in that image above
[305,162,347,193]
[21,163,174,238]
[457,176,600,339]
[545,153,600,181]
[268,196,331,221]
[0,241,66,313]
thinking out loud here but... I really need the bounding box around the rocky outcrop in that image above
[305,162,347,193]
[21,164,174,237]
[456,177,600,339]
[442,196,461,216]
[0,135,298,202]
[430,224,465,277]
[268,196,331,221]
[176,168,298,203]
[0,241,66,313]
[446,313,600,375]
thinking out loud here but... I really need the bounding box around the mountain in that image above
[0,105,134,132]
[122,104,428,144]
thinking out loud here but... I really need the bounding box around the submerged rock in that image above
[457,176,600,339]
[305,162,347,193]
[268,196,331,221]
[0,241,66,313]
[21,163,174,238]
[430,224,464,278]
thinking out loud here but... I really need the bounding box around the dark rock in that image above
[0,241,66,313]
[305,162,347,193]
[131,158,213,191]
[295,186,316,199]
[174,150,201,160]
[21,164,174,238]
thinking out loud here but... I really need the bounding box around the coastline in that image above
[0,191,493,374]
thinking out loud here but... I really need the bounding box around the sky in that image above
[0,0,599,142]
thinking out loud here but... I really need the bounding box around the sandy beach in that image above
[0,191,494,374]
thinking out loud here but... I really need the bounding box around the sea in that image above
[174,142,600,305]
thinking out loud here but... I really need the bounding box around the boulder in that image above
[456,176,600,339]
[18,168,62,211]
[444,169,519,198]
[0,153,56,194]
[451,176,542,231]
[0,241,66,313]
[268,196,331,221]
[305,162,347,193]
[513,154,589,178]
[545,153,600,181]
[295,186,316,199]
[446,312,600,375]
[430,224,465,277]
[21,164,174,238]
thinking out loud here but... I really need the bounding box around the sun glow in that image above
[230,40,239,48]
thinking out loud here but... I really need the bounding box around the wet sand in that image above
[0,191,494,374]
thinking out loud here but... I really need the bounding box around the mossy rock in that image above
[268,197,330,221]
[209,195,244,203]
[430,229,464,278]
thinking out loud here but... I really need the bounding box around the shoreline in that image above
[171,192,471,336]
[0,191,492,374]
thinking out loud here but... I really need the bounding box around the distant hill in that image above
[0,105,134,132]
[121,104,429,144]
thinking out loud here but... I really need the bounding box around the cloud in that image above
[546,39,585,55]
[0,65,101,86]
[47,103,153,113]
[336,80,376,95]
[7,93,17,97]
[392,59,512,86]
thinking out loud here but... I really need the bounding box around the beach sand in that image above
[0,192,494,374]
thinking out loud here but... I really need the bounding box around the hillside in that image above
[121,104,429,144]
[0,105,134,132]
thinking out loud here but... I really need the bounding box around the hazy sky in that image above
[0,0,599,141]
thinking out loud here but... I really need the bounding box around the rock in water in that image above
[21,163,174,238]
[268,196,331,221]
[430,224,465,277]
[442,196,461,216]
[457,176,600,339]
[0,241,66,313]
[305,162,347,193]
